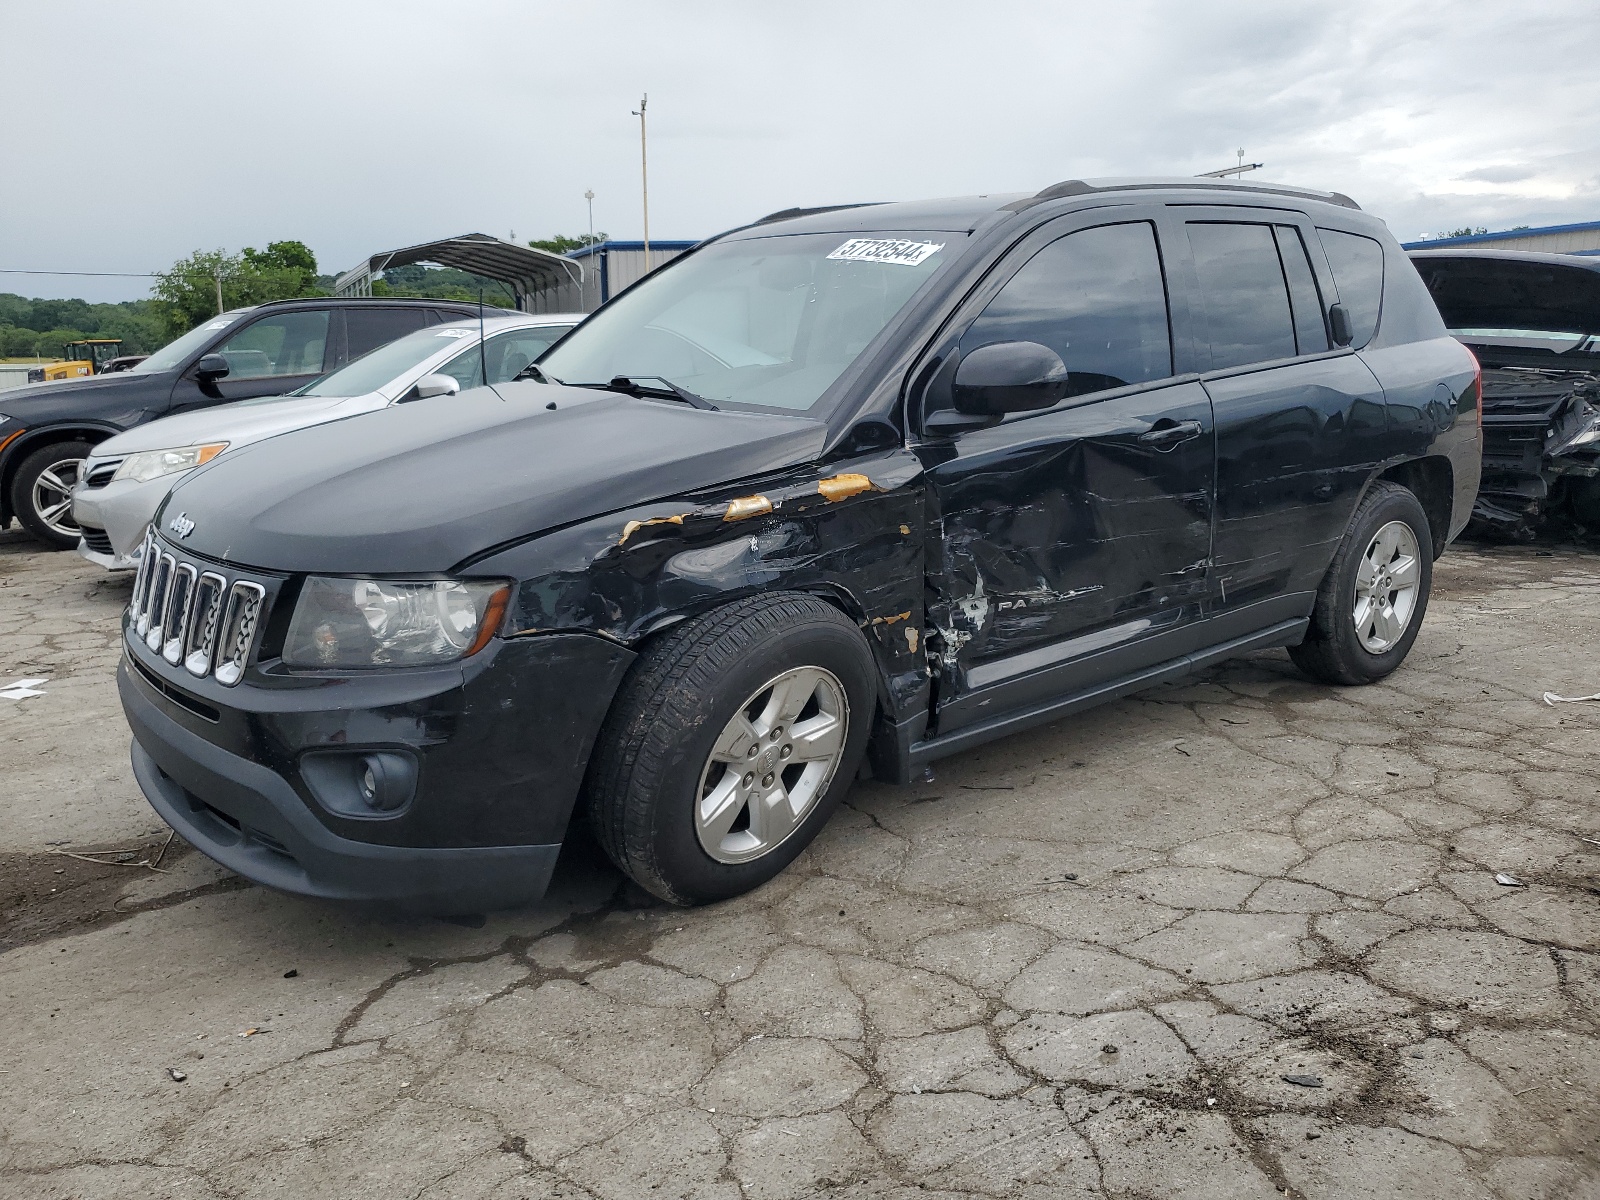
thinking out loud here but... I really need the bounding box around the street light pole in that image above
[632,94,650,270]
[584,188,597,308]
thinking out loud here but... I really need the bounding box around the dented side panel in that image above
[920,380,1216,733]
[470,449,931,723]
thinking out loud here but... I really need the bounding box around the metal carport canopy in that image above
[332,233,582,309]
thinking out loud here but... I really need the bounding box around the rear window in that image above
[1319,229,1385,347]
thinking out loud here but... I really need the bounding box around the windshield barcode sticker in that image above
[435,328,474,338]
[827,238,945,267]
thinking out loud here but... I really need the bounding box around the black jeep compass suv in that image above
[118,179,1482,913]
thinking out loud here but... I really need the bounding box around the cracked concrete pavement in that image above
[1,524,1598,1199]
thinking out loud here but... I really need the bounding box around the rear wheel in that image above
[10,440,94,550]
[1290,481,1433,686]
[586,593,876,905]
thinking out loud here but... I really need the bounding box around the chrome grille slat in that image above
[213,582,265,687]
[125,535,269,688]
[184,572,227,677]
[143,553,176,649]
[162,564,197,665]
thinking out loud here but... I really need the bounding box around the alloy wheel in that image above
[1352,519,1421,653]
[694,665,849,864]
[31,456,87,539]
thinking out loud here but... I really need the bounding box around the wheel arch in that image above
[1,423,121,523]
[1375,455,1454,559]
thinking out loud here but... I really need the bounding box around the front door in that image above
[168,308,334,411]
[917,213,1216,736]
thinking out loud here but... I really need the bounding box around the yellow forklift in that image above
[34,339,125,382]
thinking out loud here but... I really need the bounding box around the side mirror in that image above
[1328,303,1354,347]
[195,353,230,380]
[412,374,461,400]
[952,341,1070,415]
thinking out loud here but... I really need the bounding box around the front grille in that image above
[80,524,114,555]
[128,529,269,687]
[84,460,122,489]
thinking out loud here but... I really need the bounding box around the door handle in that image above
[1137,419,1203,449]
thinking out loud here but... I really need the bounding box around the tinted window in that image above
[212,310,330,379]
[962,222,1171,399]
[1319,229,1385,347]
[346,307,429,360]
[1188,223,1297,370]
[1274,226,1329,354]
[438,326,576,390]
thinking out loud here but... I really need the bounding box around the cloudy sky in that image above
[6,0,1597,302]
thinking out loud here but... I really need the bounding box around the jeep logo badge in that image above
[169,512,196,538]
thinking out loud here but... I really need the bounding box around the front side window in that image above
[1189,223,1298,370]
[961,221,1173,399]
[1319,228,1385,348]
[212,310,330,379]
[130,314,246,374]
[437,325,577,390]
[539,231,955,414]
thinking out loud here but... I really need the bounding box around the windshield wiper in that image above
[565,374,719,410]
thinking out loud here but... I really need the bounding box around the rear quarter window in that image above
[1318,229,1385,347]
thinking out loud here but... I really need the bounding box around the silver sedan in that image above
[72,313,581,569]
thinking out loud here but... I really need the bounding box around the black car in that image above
[0,297,514,548]
[118,178,1482,914]
[1408,249,1600,538]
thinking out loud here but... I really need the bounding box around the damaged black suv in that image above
[119,178,1482,913]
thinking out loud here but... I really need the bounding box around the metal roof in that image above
[1401,220,1600,250]
[333,234,583,306]
[565,239,700,260]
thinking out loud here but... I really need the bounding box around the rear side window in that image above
[1187,223,1297,370]
[1318,229,1385,347]
[346,307,429,360]
[962,221,1172,399]
[1274,226,1329,354]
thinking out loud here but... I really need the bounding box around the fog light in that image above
[359,753,412,812]
[299,749,418,818]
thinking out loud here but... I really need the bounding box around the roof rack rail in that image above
[754,202,884,225]
[1022,177,1361,211]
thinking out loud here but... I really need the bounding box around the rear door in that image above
[918,208,1217,735]
[1182,209,1388,624]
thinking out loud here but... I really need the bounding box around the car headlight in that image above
[111,442,228,483]
[283,577,512,669]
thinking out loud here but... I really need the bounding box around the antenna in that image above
[478,288,504,402]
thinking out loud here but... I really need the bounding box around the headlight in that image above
[283,577,512,669]
[111,442,228,483]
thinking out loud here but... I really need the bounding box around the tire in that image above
[586,593,877,905]
[10,440,94,550]
[1289,481,1434,686]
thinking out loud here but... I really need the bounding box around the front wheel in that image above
[1289,481,1434,686]
[10,440,95,550]
[585,593,876,905]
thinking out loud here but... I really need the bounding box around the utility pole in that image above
[632,94,650,270]
[214,272,225,315]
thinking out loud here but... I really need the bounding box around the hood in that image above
[93,393,374,460]
[1409,250,1600,366]
[0,369,146,412]
[162,380,827,574]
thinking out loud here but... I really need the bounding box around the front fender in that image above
[469,449,930,724]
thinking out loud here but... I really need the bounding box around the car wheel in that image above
[586,592,876,905]
[1289,481,1434,686]
[10,440,95,550]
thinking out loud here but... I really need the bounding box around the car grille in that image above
[128,529,266,686]
[84,460,122,489]
[80,524,114,555]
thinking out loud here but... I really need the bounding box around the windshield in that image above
[130,312,248,374]
[539,231,957,413]
[300,324,482,397]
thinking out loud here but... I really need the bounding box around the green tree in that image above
[151,242,324,336]
[528,233,607,254]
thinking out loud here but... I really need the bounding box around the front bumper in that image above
[120,623,636,913]
[73,473,175,569]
